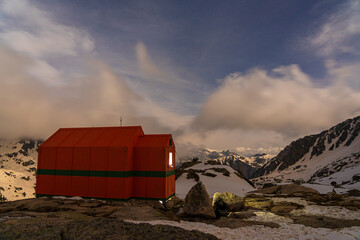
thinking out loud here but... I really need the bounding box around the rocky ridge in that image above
[252,116,360,187]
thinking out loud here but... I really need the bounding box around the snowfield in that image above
[175,162,254,199]
[0,139,40,201]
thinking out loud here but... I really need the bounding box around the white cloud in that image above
[326,59,360,90]
[0,1,187,140]
[0,0,94,57]
[0,44,188,139]
[192,64,360,136]
[309,0,360,57]
[135,41,169,82]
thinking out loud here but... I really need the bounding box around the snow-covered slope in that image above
[176,162,255,199]
[185,148,274,179]
[252,116,360,188]
[0,138,42,201]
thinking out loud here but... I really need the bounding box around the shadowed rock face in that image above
[184,181,216,219]
[253,134,319,177]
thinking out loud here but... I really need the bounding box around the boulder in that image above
[212,192,243,212]
[243,197,273,210]
[184,181,216,218]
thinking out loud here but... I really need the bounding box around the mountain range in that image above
[251,116,360,188]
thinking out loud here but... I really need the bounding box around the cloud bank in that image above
[0,0,189,139]
[192,64,360,136]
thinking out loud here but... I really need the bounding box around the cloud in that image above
[326,59,360,90]
[0,43,191,139]
[192,64,360,136]
[0,0,94,58]
[135,41,169,82]
[0,0,188,139]
[309,0,360,57]
[0,45,132,137]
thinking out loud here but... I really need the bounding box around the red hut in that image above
[36,126,175,201]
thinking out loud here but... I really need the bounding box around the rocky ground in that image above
[0,197,217,240]
[1,183,360,239]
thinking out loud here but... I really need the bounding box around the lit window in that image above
[169,152,173,167]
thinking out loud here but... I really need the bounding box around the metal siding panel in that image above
[148,147,165,171]
[36,147,56,195]
[56,147,73,169]
[170,175,175,196]
[54,176,72,196]
[132,147,148,198]
[107,147,127,171]
[89,177,107,198]
[72,147,90,170]
[90,147,107,171]
[132,177,148,198]
[147,177,166,199]
[36,175,55,195]
[107,147,129,198]
[54,147,72,196]
[71,147,89,197]
[107,178,131,199]
[38,147,56,169]
[133,147,148,171]
[88,147,107,197]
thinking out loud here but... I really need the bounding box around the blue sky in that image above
[0,0,360,155]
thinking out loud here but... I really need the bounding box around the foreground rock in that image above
[250,184,320,196]
[243,197,273,210]
[212,192,243,212]
[184,181,216,218]
[270,201,304,216]
[290,215,360,229]
[0,217,218,240]
[0,197,218,240]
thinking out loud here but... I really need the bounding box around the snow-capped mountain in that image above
[252,116,360,188]
[185,148,274,179]
[0,138,42,201]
